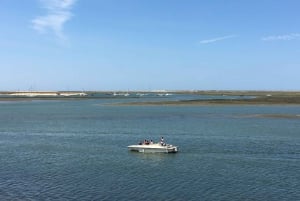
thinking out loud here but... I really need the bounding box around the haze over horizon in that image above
[1,0,300,91]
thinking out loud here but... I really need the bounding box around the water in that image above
[0,98,300,200]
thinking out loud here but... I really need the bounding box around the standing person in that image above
[160,137,164,146]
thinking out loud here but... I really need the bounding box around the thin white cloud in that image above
[199,35,237,44]
[262,33,300,41]
[32,0,76,40]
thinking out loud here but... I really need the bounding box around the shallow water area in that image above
[0,97,299,200]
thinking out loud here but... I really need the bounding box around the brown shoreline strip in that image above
[116,96,300,106]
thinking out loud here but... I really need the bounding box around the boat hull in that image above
[128,144,178,153]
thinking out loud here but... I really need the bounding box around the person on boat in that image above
[150,139,153,144]
[160,137,165,146]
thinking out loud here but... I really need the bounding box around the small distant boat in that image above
[113,92,130,97]
[128,143,178,153]
[156,93,172,97]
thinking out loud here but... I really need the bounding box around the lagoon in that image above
[0,97,300,200]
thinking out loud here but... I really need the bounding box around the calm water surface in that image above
[0,99,300,200]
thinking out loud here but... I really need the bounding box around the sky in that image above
[1,0,300,91]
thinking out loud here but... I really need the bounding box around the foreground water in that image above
[0,98,299,200]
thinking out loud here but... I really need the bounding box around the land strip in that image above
[1,91,300,105]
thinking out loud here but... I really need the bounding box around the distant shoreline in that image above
[120,91,300,105]
[1,90,300,105]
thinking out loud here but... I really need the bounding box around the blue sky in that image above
[1,0,300,91]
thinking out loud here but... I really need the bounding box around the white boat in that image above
[128,143,178,153]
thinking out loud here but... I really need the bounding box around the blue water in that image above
[0,98,300,200]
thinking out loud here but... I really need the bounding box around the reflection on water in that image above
[129,151,178,165]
